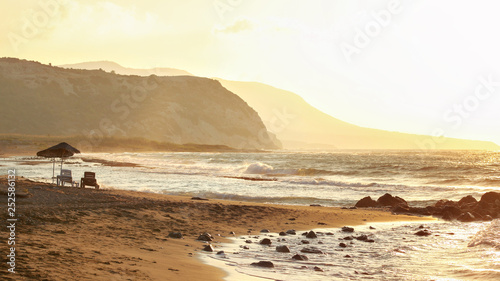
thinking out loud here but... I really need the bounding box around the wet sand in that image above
[0,175,431,280]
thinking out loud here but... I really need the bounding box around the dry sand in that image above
[0,176,432,281]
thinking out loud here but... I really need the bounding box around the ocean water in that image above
[1,150,499,280]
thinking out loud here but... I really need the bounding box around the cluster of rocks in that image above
[355,192,500,222]
[246,227,378,271]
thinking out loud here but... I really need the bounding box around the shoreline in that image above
[0,175,432,280]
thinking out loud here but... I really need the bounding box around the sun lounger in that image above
[80,172,99,189]
[57,169,74,187]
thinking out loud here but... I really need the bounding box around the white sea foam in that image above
[468,219,500,249]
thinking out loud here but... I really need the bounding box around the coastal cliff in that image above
[0,58,281,150]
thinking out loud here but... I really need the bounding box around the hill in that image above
[0,58,281,151]
[217,79,499,150]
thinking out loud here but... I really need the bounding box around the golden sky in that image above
[2,0,500,145]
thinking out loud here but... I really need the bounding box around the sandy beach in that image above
[0,175,431,281]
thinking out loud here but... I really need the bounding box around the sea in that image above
[2,150,499,280]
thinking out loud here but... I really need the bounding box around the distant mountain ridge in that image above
[217,79,499,150]
[60,61,192,77]
[57,59,499,150]
[0,58,280,150]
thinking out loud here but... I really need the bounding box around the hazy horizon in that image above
[2,0,500,145]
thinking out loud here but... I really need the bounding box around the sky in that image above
[2,0,500,145]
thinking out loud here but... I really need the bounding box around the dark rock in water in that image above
[366,239,375,243]
[342,226,354,233]
[442,206,462,219]
[279,231,287,236]
[306,231,317,239]
[415,230,432,236]
[377,193,408,208]
[369,226,376,230]
[245,240,253,243]
[229,231,236,235]
[339,242,347,248]
[243,246,250,249]
[478,191,500,205]
[392,205,410,214]
[301,247,324,254]
[457,212,476,222]
[251,261,274,268]
[409,207,431,216]
[354,234,368,241]
[435,199,458,208]
[301,240,310,244]
[292,254,309,261]
[314,266,324,272]
[343,236,353,240]
[203,245,215,252]
[276,245,291,253]
[458,195,477,207]
[355,196,379,208]
[216,251,225,255]
[326,232,334,236]
[168,232,183,239]
[344,254,352,258]
[286,229,296,235]
[197,233,214,241]
[260,238,272,245]
[260,229,270,233]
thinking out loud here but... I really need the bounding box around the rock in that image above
[279,232,287,236]
[355,196,379,208]
[458,195,478,207]
[408,207,431,216]
[339,243,347,248]
[168,232,183,239]
[457,212,476,222]
[245,240,253,243]
[301,240,310,244]
[344,254,352,258]
[197,233,214,241]
[478,191,500,205]
[354,234,368,241]
[276,245,291,253]
[216,251,225,255]
[392,205,410,214]
[300,247,324,254]
[342,226,354,233]
[259,238,272,245]
[415,230,432,236]
[306,231,317,239]
[314,266,324,272]
[377,193,408,208]
[229,231,236,235]
[251,261,274,268]
[343,236,353,240]
[435,199,458,208]
[292,254,309,261]
[369,226,376,230]
[203,245,215,252]
[326,232,334,236]
[286,229,296,235]
[441,206,463,219]
[260,229,270,233]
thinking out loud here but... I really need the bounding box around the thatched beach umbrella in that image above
[36,142,80,182]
